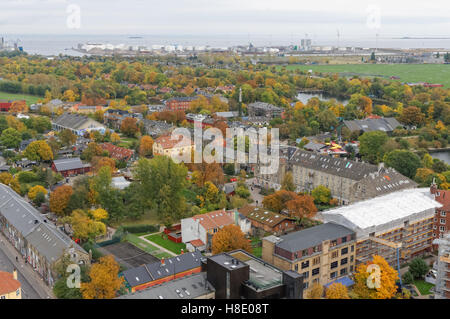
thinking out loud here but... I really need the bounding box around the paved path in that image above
[0,232,55,299]
[245,178,264,206]
[138,234,177,257]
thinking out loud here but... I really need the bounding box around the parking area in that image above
[98,242,159,269]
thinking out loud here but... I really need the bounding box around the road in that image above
[0,241,40,299]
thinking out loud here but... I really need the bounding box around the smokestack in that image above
[161,258,165,266]
[13,269,18,280]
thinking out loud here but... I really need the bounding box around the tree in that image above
[212,224,252,255]
[28,185,47,201]
[91,208,109,221]
[120,117,138,137]
[191,162,224,188]
[383,150,421,179]
[63,209,106,242]
[110,132,121,144]
[92,156,116,173]
[398,106,425,127]
[9,100,28,114]
[81,255,124,299]
[59,129,77,147]
[325,282,350,299]
[49,185,73,216]
[286,195,317,219]
[353,255,399,299]
[23,140,54,161]
[139,135,154,157]
[262,190,299,212]
[306,282,324,299]
[311,185,331,204]
[402,271,414,285]
[358,131,389,164]
[0,127,21,148]
[81,142,103,162]
[0,172,13,185]
[408,258,429,279]
[281,171,295,191]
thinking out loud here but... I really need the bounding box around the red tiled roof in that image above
[189,239,205,247]
[155,135,192,150]
[101,143,134,161]
[0,271,21,296]
[192,210,235,231]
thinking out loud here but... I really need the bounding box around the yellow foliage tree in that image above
[211,224,252,255]
[139,135,154,157]
[91,208,109,221]
[81,255,124,299]
[23,140,54,161]
[306,282,324,299]
[28,185,47,200]
[352,255,399,299]
[49,185,73,216]
[110,132,121,144]
[325,282,350,299]
[0,172,13,185]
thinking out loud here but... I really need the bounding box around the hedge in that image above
[121,224,160,234]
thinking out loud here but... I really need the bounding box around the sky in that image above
[1,0,450,39]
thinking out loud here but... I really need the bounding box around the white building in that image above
[434,233,450,299]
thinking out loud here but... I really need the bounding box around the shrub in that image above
[121,224,160,234]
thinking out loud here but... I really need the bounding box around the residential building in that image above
[342,117,402,135]
[69,104,105,114]
[165,97,197,111]
[104,109,142,130]
[0,270,21,299]
[434,233,450,299]
[288,149,417,204]
[0,99,26,112]
[238,205,296,236]
[142,119,173,138]
[116,273,215,299]
[100,143,135,162]
[153,134,193,158]
[206,250,303,299]
[247,102,283,118]
[181,209,251,252]
[121,251,203,293]
[320,188,442,266]
[0,184,90,286]
[430,183,450,246]
[51,157,91,177]
[52,113,106,136]
[262,222,356,291]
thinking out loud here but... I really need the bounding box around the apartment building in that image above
[0,270,21,299]
[238,205,297,236]
[320,188,442,266]
[262,222,356,291]
[430,183,450,246]
[434,233,450,299]
[153,134,193,159]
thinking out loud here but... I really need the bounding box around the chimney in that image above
[161,258,165,266]
[430,177,438,195]
[13,269,18,280]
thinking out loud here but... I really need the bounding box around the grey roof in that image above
[52,113,103,131]
[248,102,282,111]
[122,251,204,288]
[343,117,402,133]
[303,141,326,152]
[289,149,378,181]
[117,273,214,299]
[0,183,86,263]
[273,222,355,253]
[215,111,239,118]
[142,119,174,137]
[52,157,87,171]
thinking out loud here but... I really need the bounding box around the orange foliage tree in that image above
[286,195,318,219]
[81,255,124,299]
[353,255,399,299]
[49,185,73,216]
[262,190,298,213]
[190,162,224,187]
[120,117,138,137]
[139,135,154,157]
[325,282,350,299]
[212,224,252,255]
[92,156,116,173]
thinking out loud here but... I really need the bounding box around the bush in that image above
[402,271,414,285]
[409,258,429,279]
[17,171,38,184]
[121,224,160,234]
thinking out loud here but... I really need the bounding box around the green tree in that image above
[358,131,389,164]
[0,127,22,148]
[383,150,421,179]
[281,171,295,192]
[311,185,331,204]
[402,271,414,285]
[408,258,429,279]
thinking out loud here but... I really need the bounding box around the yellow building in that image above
[0,270,22,299]
[153,134,193,159]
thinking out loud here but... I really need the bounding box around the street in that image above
[0,241,40,299]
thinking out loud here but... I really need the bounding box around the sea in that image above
[3,34,450,56]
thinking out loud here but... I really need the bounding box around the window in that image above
[340,268,347,276]
[303,282,309,289]
[350,256,354,262]
[303,271,309,279]
[331,251,339,259]
[330,271,337,279]
[439,226,446,232]
[313,257,320,266]
[440,219,446,225]
[331,261,338,269]
[330,240,338,247]
[341,257,348,266]
[441,211,447,217]
[295,264,298,271]
[350,266,354,272]
[341,247,348,255]
[302,249,308,257]
[312,268,320,276]
[341,236,347,243]
[301,261,309,269]
[351,245,354,252]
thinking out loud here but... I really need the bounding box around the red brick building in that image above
[51,158,91,177]
[100,143,135,162]
[431,184,450,248]
[165,97,197,111]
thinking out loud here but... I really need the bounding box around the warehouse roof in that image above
[320,188,443,239]
[343,117,402,133]
[52,157,89,171]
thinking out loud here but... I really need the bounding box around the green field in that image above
[413,280,434,295]
[284,64,450,88]
[0,91,42,106]
[145,233,186,255]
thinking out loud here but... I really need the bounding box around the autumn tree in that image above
[23,140,54,161]
[353,255,399,299]
[9,100,28,114]
[90,208,109,222]
[325,282,350,299]
[120,117,138,137]
[191,161,224,187]
[212,224,252,255]
[306,282,324,299]
[63,209,106,242]
[92,156,116,173]
[81,255,124,299]
[286,195,317,219]
[81,142,103,162]
[110,132,121,144]
[281,171,295,191]
[311,185,331,204]
[262,190,299,212]
[398,106,425,127]
[139,135,154,157]
[59,129,77,147]
[0,172,14,185]
[28,185,47,201]
[49,185,73,216]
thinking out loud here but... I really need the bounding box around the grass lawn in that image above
[414,279,434,295]
[154,252,173,259]
[0,91,42,106]
[145,233,186,255]
[125,233,159,253]
[113,211,159,227]
[252,246,262,258]
[283,64,450,88]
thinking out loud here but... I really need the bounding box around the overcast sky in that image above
[2,0,450,38]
